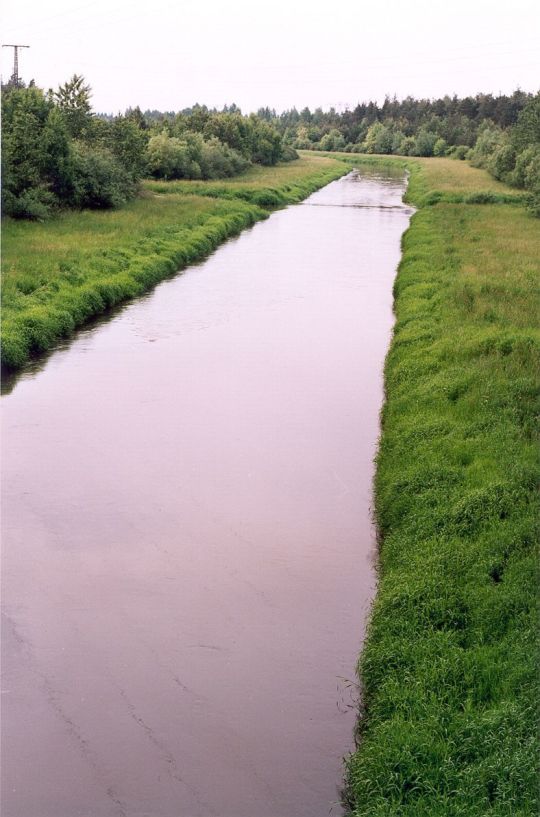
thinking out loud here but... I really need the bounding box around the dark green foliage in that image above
[448,145,470,159]
[1,86,71,218]
[146,131,249,180]
[263,91,531,156]
[70,142,136,208]
[53,74,93,138]
[106,115,149,179]
[199,112,282,165]
[468,94,540,214]
[264,92,538,194]
[281,145,299,161]
[1,80,143,218]
[412,128,439,157]
[2,79,292,219]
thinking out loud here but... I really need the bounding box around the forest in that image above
[263,92,539,213]
[2,79,539,219]
[1,75,294,220]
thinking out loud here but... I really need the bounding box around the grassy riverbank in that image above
[1,154,344,370]
[143,151,346,206]
[340,156,539,815]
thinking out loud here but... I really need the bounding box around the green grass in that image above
[343,171,539,814]
[144,152,345,206]
[316,151,526,207]
[1,154,345,370]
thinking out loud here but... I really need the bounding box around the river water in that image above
[1,170,411,817]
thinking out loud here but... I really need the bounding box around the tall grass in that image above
[318,152,526,207]
[1,155,346,370]
[144,153,346,206]
[344,195,539,815]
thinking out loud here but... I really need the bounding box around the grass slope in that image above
[318,151,526,207]
[1,154,345,370]
[143,152,345,206]
[342,161,539,815]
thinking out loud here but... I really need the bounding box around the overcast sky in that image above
[2,0,539,113]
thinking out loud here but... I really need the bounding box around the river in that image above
[1,169,411,817]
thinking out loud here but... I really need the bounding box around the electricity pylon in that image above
[2,44,30,87]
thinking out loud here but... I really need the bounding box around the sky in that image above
[2,0,539,114]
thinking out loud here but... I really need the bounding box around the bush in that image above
[199,137,249,178]
[2,79,144,219]
[2,186,57,220]
[412,128,439,157]
[1,86,69,218]
[449,145,470,160]
[319,128,346,152]
[71,143,136,208]
[487,143,516,180]
[510,145,540,188]
[146,131,250,180]
[470,125,505,167]
[364,122,393,154]
[280,145,299,161]
[400,136,416,156]
[391,131,406,154]
[146,132,190,179]
[433,138,448,157]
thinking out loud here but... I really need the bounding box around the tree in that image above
[108,116,149,179]
[2,86,67,218]
[511,93,540,153]
[54,74,93,138]
[364,123,393,154]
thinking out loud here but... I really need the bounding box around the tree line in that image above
[259,91,539,213]
[1,76,295,220]
[3,78,538,219]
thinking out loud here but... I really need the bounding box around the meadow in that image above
[1,154,345,369]
[338,156,539,816]
[143,151,346,206]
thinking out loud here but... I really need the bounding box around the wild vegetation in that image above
[260,91,530,154]
[1,154,344,369]
[1,76,295,220]
[259,92,540,214]
[2,74,538,812]
[143,151,344,206]
[339,156,539,816]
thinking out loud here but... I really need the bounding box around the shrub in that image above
[280,145,299,161]
[470,125,505,167]
[146,131,250,180]
[487,143,516,180]
[510,145,540,188]
[400,136,417,156]
[2,186,57,220]
[412,128,439,157]
[319,128,346,152]
[364,122,393,154]
[71,143,136,208]
[449,145,470,160]
[433,138,448,157]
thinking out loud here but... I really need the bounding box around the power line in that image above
[2,44,30,86]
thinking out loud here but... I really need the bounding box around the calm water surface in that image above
[1,170,411,817]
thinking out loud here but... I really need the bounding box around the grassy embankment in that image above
[327,153,538,815]
[1,153,345,370]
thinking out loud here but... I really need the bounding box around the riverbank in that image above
[1,154,345,370]
[334,154,539,815]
